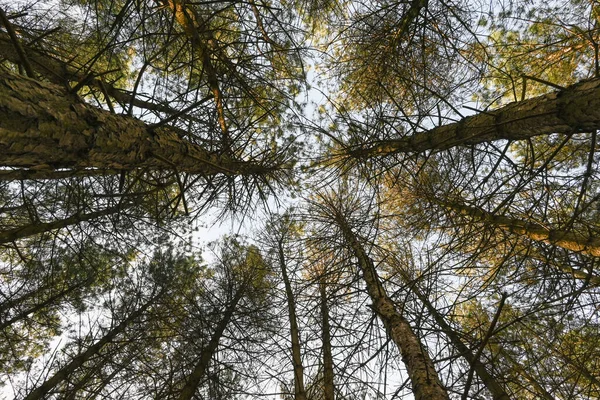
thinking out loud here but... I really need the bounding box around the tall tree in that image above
[309,188,449,400]
[263,213,307,400]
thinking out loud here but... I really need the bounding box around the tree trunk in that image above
[0,205,123,244]
[277,240,307,400]
[159,0,230,144]
[0,72,276,177]
[346,78,600,158]
[399,273,510,400]
[23,296,155,400]
[319,276,335,400]
[0,279,90,331]
[440,198,600,258]
[333,212,449,400]
[178,285,246,400]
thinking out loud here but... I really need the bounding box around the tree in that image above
[3,0,600,398]
[262,213,307,400]
[22,290,160,400]
[308,188,449,400]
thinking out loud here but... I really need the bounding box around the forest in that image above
[1,0,600,398]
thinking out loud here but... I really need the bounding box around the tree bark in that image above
[23,296,155,400]
[319,276,335,400]
[277,240,307,400]
[346,78,600,158]
[178,285,245,400]
[0,205,123,244]
[0,72,276,177]
[440,198,600,258]
[333,212,449,400]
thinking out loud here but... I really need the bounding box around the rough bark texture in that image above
[442,199,600,257]
[23,297,154,400]
[319,277,335,400]
[278,241,307,400]
[178,286,245,400]
[0,72,273,176]
[347,77,600,158]
[334,212,449,400]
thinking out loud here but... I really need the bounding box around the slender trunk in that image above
[162,0,229,145]
[399,274,510,400]
[23,297,155,400]
[0,168,120,181]
[0,205,122,244]
[178,286,246,400]
[0,280,90,330]
[65,361,124,400]
[0,72,276,177]
[333,212,449,400]
[277,241,307,400]
[441,199,600,258]
[346,78,600,158]
[497,346,554,400]
[0,282,54,314]
[319,277,335,400]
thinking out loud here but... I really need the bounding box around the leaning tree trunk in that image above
[346,78,600,159]
[333,212,449,400]
[23,295,156,400]
[0,279,91,331]
[160,0,229,144]
[178,285,246,400]
[0,204,123,244]
[438,198,600,258]
[397,270,511,400]
[0,32,184,117]
[496,345,554,400]
[277,239,307,400]
[0,72,276,177]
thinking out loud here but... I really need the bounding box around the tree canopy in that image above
[1,0,600,398]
